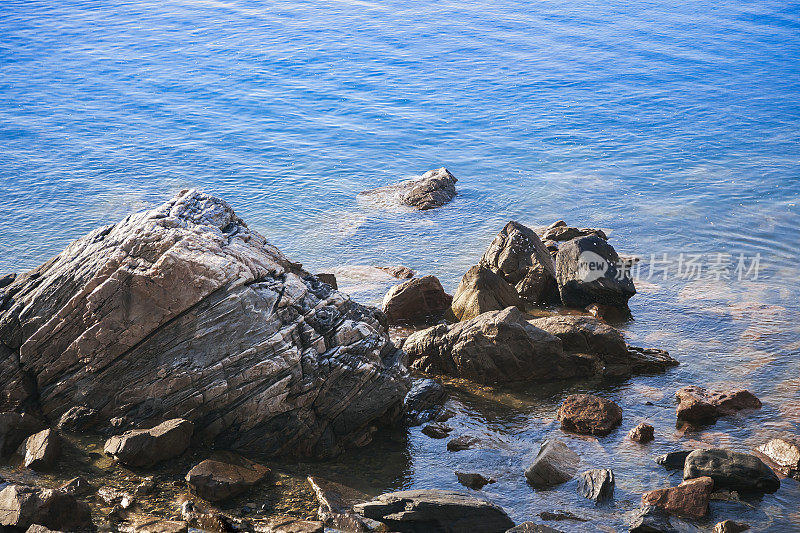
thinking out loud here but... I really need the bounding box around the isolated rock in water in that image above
[456,472,495,490]
[422,423,452,439]
[541,221,607,243]
[307,476,374,532]
[57,406,99,432]
[104,418,194,468]
[20,429,60,471]
[629,423,655,443]
[0,190,410,458]
[0,484,93,531]
[379,266,415,279]
[479,221,559,305]
[616,345,678,376]
[186,454,270,502]
[448,435,481,452]
[756,438,800,479]
[382,276,452,325]
[557,394,622,436]
[404,378,447,426]
[555,236,635,309]
[675,386,761,422]
[316,273,338,290]
[577,469,614,502]
[449,266,526,321]
[358,167,458,210]
[642,476,714,518]
[524,439,579,488]
[683,449,779,493]
[713,520,750,533]
[0,412,45,457]
[655,451,693,470]
[404,307,579,384]
[353,489,514,533]
[507,523,565,533]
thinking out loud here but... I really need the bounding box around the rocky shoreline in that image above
[1,180,797,532]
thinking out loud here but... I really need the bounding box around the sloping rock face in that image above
[449,266,526,322]
[577,469,614,501]
[0,190,410,458]
[555,236,635,309]
[357,168,457,211]
[479,221,559,305]
[307,476,374,532]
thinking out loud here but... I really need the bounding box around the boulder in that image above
[756,437,800,479]
[683,449,780,493]
[713,520,750,533]
[628,423,654,443]
[0,484,93,531]
[307,476,375,532]
[524,439,579,488]
[404,307,578,384]
[555,236,635,309]
[0,190,410,459]
[357,167,458,210]
[506,523,564,533]
[479,221,559,305]
[404,378,447,426]
[577,469,614,501]
[382,276,452,325]
[456,472,495,490]
[104,418,194,468]
[447,435,481,452]
[557,394,622,436]
[641,476,714,518]
[675,386,761,422]
[186,454,270,501]
[0,412,45,457]
[422,423,452,439]
[655,451,692,470]
[56,406,99,432]
[315,273,338,290]
[449,266,526,322]
[353,489,514,533]
[98,486,135,508]
[20,429,61,471]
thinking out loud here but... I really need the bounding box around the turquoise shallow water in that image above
[1,0,800,530]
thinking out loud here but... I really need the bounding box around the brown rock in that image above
[186,454,270,501]
[20,429,61,470]
[449,266,526,322]
[58,476,96,497]
[120,516,188,533]
[254,517,324,533]
[315,273,338,289]
[557,394,622,436]
[541,223,607,242]
[756,437,800,479]
[455,472,495,490]
[641,476,714,518]
[357,167,458,210]
[0,484,93,531]
[104,418,194,468]
[447,435,480,451]
[422,423,452,439]
[379,266,415,279]
[381,276,452,325]
[306,477,372,532]
[675,386,761,422]
[713,520,750,533]
[628,423,654,443]
[0,412,46,457]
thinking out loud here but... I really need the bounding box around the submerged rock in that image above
[20,428,61,471]
[655,451,692,470]
[0,190,410,458]
[422,423,452,439]
[557,394,622,436]
[577,469,614,502]
[629,505,683,533]
[404,378,447,426]
[507,523,564,533]
[186,454,270,502]
[358,167,458,210]
[307,476,375,532]
[353,489,514,533]
[456,472,495,490]
[379,266,415,279]
[524,439,579,488]
[641,476,714,518]
[382,276,452,325]
[480,221,559,305]
[628,423,654,443]
[447,435,481,452]
[675,386,761,422]
[756,437,800,479]
[104,418,194,468]
[0,484,93,531]
[683,449,779,493]
[449,266,526,322]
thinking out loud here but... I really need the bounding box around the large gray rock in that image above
[683,449,780,493]
[381,276,452,325]
[480,221,559,305]
[353,489,514,533]
[555,236,635,309]
[449,266,526,322]
[104,418,194,468]
[0,484,93,531]
[358,167,458,210]
[524,439,579,488]
[577,469,614,501]
[0,190,410,458]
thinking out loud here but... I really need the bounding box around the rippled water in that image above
[1,0,799,530]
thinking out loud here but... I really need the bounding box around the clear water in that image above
[1,0,799,530]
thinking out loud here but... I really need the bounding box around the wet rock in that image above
[0,273,16,289]
[307,476,374,532]
[541,221,607,242]
[0,412,46,457]
[404,378,447,426]
[524,439,579,488]
[405,307,578,384]
[629,423,654,443]
[641,476,714,518]
[618,346,678,376]
[655,451,692,470]
[358,167,458,210]
[756,437,800,479]
[447,435,480,451]
[254,517,325,533]
[120,516,188,532]
[0,484,93,531]
[629,506,681,533]
[555,235,635,309]
[57,406,99,432]
[104,418,194,468]
[180,501,238,532]
[577,469,614,501]
[479,221,559,305]
[98,486,136,509]
[0,190,410,459]
[538,511,587,522]
[316,273,338,289]
[186,454,270,501]
[379,266,415,279]
[449,266,526,322]
[675,386,761,422]
[58,476,96,497]
[683,448,780,493]
[456,472,495,490]
[19,429,61,471]
[25,526,63,533]
[353,488,514,533]
[713,520,750,533]
[506,524,564,533]
[557,394,622,436]
[134,477,156,497]
[382,276,452,325]
[422,423,452,439]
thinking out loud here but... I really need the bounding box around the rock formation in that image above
[675,386,761,422]
[381,275,452,325]
[524,439,579,488]
[683,449,780,493]
[357,167,458,210]
[449,266,526,321]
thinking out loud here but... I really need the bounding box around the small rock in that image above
[120,516,188,533]
[306,476,372,532]
[455,472,495,490]
[538,511,587,522]
[0,484,93,531]
[655,450,692,470]
[382,276,453,325]
[104,418,194,468]
[404,378,447,426]
[57,406,99,432]
[557,394,622,436]
[358,167,458,210]
[506,523,564,533]
[447,435,480,452]
[98,486,136,509]
[0,273,16,289]
[641,476,714,518]
[25,526,62,533]
[58,476,96,497]
[379,266,415,279]
[180,501,238,532]
[675,386,761,422]
[713,520,750,533]
[20,429,61,470]
[541,222,607,242]
[756,437,800,479]
[683,448,779,493]
[315,273,338,289]
[254,516,325,533]
[629,505,681,533]
[628,423,654,443]
[186,454,271,501]
[135,477,156,496]
[0,412,46,457]
[524,439,579,488]
[577,469,614,501]
[449,266,527,322]
[422,423,452,439]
